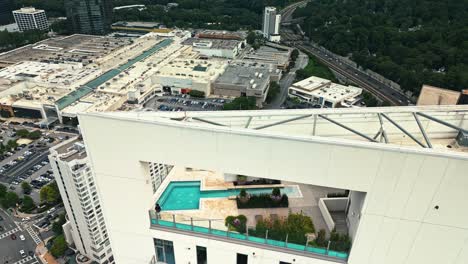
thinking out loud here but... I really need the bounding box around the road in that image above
[265,52,308,109]
[279,1,411,106]
[0,209,40,264]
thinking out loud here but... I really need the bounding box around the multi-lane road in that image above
[280,1,412,106]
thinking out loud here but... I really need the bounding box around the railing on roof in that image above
[149,210,348,262]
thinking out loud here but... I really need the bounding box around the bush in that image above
[314,229,327,247]
[28,130,42,140]
[21,182,32,194]
[0,184,6,198]
[266,82,280,103]
[249,213,315,244]
[16,129,30,138]
[239,189,247,198]
[225,215,247,233]
[272,187,281,197]
[236,193,288,209]
[188,90,205,98]
[20,195,35,213]
[329,230,352,252]
[50,235,67,257]
[52,214,66,235]
[223,97,257,110]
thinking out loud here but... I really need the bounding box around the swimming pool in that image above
[157,181,301,211]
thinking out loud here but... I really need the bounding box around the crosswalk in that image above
[12,256,39,264]
[0,226,20,239]
[26,226,41,245]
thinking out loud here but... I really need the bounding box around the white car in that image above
[20,235,25,241]
[21,217,30,222]
[19,249,26,258]
[46,207,56,214]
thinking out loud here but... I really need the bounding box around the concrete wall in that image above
[79,111,468,264]
[347,191,366,240]
[319,198,335,232]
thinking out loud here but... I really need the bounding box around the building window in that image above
[236,253,248,264]
[154,239,175,264]
[196,246,207,264]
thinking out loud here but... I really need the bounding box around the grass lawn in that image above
[296,54,337,82]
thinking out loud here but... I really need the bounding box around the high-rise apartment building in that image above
[12,7,48,31]
[49,138,114,264]
[77,105,468,264]
[64,0,113,35]
[0,0,13,25]
[262,6,281,42]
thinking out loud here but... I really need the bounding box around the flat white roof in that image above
[290,76,362,103]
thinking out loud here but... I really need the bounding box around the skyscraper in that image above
[49,138,114,264]
[262,6,281,42]
[13,7,49,31]
[64,0,113,35]
[0,0,13,25]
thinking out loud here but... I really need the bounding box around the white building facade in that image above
[49,139,114,264]
[77,105,468,264]
[12,7,48,31]
[262,7,281,42]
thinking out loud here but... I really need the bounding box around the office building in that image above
[78,105,468,264]
[262,6,281,42]
[49,138,114,264]
[288,76,362,108]
[12,7,48,31]
[65,0,113,35]
[0,0,13,25]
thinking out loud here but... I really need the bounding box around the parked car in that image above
[20,249,26,258]
[20,235,25,241]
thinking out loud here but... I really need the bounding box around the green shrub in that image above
[225,215,247,233]
[239,189,247,198]
[236,193,288,209]
[249,213,315,244]
[314,229,327,247]
[188,90,205,98]
[272,187,281,197]
[329,230,352,252]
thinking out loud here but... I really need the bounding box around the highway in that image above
[279,1,411,106]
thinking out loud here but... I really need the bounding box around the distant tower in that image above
[64,0,113,35]
[12,7,49,31]
[262,6,281,42]
[0,0,13,25]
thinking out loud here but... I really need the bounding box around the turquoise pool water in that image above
[157,181,300,211]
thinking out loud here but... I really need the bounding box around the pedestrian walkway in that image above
[26,226,42,245]
[0,226,20,239]
[11,256,38,264]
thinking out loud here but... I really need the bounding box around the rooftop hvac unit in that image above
[250,79,254,84]
[255,72,259,77]
[259,73,263,78]
[456,131,468,147]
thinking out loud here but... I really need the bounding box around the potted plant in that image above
[271,187,282,202]
[237,175,247,185]
[239,189,249,203]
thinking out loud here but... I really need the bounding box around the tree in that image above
[50,235,67,257]
[21,181,32,194]
[266,82,280,103]
[246,31,256,45]
[1,191,19,209]
[0,183,6,198]
[223,97,257,110]
[188,90,205,98]
[16,129,30,138]
[291,49,299,61]
[28,130,42,140]
[40,183,60,204]
[6,140,18,150]
[52,214,66,235]
[20,195,35,213]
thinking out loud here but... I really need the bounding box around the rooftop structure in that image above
[78,105,468,264]
[153,58,227,96]
[417,85,462,106]
[196,30,246,41]
[12,7,48,32]
[0,34,132,68]
[111,21,170,33]
[242,46,291,70]
[213,64,271,107]
[288,76,363,108]
[182,37,244,59]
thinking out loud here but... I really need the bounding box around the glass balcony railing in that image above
[149,210,349,261]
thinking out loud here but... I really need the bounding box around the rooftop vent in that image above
[456,131,468,147]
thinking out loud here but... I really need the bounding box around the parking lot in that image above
[144,95,231,112]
